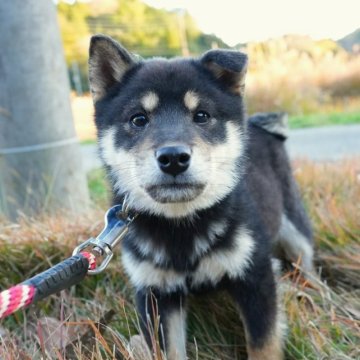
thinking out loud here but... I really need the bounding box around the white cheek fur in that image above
[98,121,244,219]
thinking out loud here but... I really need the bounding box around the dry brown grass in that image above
[0,159,359,359]
[244,37,360,115]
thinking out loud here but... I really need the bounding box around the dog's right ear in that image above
[88,35,136,103]
[200,49,248,96]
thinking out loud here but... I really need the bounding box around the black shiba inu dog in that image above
[88,35,314,360]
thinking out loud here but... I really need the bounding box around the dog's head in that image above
[89,35,248,218]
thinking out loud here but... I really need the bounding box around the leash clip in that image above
[73,198,136,274]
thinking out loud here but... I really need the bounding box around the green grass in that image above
[289,110,360,129]
[0,160,359,359]
[87,168,109,205]
[80,139,96,145]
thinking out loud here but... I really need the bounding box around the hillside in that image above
[338,28,360,52]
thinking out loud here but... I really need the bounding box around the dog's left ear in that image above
[200,50,248,96]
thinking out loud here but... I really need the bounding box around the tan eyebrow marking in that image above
[140,91,159,112]
[184,90,200,111]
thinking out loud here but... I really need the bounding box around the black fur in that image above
[89,35,313,359]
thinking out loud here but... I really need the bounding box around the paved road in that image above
[286,124,360,161]
[81,124,360,172]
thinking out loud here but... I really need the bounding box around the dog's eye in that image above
[193,111,210,124]
[130,113,149,128]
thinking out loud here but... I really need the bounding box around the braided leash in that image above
[0,252,96,319]
[0,202,136,321]
[0,285,35,319]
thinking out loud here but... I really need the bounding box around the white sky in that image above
[144,0,360,45]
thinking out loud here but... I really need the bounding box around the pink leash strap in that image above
[0,251,96,320]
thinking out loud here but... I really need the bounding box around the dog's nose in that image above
[156,146,191,176]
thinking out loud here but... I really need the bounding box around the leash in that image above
[0,201,136,320]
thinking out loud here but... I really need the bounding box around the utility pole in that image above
[176,9,190,57]
[0,0,89,220]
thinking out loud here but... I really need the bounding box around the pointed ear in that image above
[88,35,136,103]
[200,49,248,96]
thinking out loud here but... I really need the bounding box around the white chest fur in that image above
[122,226,255,292]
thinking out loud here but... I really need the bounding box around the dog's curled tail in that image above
[249,112,289,140]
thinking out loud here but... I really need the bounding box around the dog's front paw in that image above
[129,335,153,360]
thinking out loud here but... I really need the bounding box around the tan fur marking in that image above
[245,304,286,360]
[205,62,247,96]
[247,336,283,360]
[184,90,199,111]
[141,92,159,112]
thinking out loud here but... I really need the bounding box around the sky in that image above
[144,0,360,46]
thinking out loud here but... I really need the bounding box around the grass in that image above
[0,159,359,359]
[81,139,97,145]
[87,169,109,206]
[289,110,360,129]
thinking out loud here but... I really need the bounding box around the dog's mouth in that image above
[145,183,205,203]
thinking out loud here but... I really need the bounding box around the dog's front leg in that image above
[227,267,285,360]
[135,288,187,360]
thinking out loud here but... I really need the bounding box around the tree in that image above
[56,0,231,87]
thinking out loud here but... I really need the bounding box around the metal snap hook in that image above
[72,199,137,274]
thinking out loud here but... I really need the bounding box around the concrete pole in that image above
[0,0,90,220]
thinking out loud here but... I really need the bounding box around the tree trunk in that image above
[0,0,90,220]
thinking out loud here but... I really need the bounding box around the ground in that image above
[0,159,359,359]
